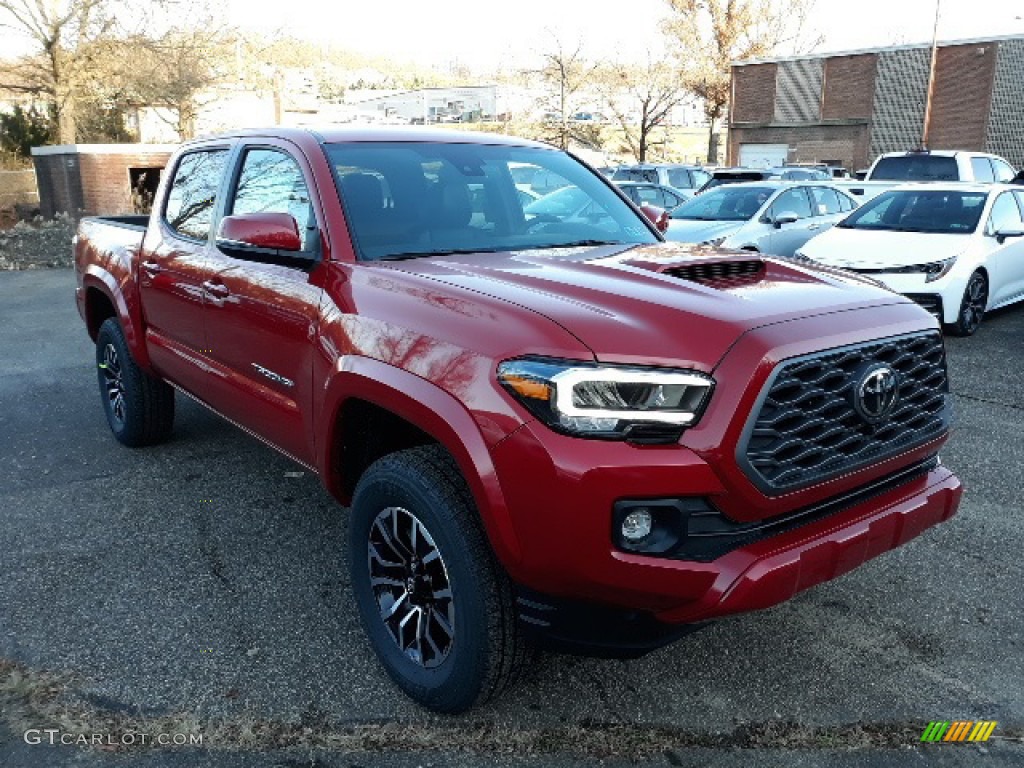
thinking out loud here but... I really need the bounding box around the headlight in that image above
[923,256,956,283]
[497,358,714,443]
[701,235,728,247]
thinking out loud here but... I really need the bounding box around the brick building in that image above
[30,144,176,218]
[728,34,1024,172]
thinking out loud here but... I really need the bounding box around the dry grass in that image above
[1,658,1020,758]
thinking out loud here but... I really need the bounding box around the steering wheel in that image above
[525,213,562,232]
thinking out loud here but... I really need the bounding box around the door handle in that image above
[807,224,821,231]
[202,280,230,299]
[141,261,162,276]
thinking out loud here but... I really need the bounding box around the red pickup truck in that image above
[74,127,962,713]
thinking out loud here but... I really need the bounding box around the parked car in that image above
[665,181,859,255]
[796,184,1024,335]
[789,163,850,179]
[74,127,961,713]
[613,181,689,211]
[695,167,830,195]
[610,164,711,196]
[865,149,1017,183]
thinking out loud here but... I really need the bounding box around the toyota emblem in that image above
[854,364,899,422]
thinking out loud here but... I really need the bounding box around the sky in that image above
[225,0,1024,69]
[2,0,1023,69]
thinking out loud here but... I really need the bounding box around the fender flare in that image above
[81,264,153,370]
[316,355,524,569]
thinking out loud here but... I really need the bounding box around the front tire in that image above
[348,445,530,713]
[95,318,175,446]
[945,271,988,337]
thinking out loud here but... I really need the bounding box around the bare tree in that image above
[597,54,689,163]
[120,26,234,139]
[532,35,599,150]
[0,0,113,142]
[662,0,821,163]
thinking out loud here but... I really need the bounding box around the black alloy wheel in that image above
[946,271,988,337]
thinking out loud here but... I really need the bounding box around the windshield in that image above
[870,155,959,181]
[611,167,658,184]
[327,143,657,260]
[838,190,987,233]
[670,185,773,221]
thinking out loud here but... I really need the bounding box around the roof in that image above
[187,125,554,150]
[876,182,1003,193]
[733,32,1024,67]
[876,150,1001,159]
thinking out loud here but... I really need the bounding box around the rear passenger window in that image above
[164,149,229,240]
[231,149,317,251]
[809,187,842,215]
[667,169,691,189]
[971,157,995,183]
[992,158,1017,183]
[837,191,856,212]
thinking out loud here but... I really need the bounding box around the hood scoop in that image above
[662,258,766,287]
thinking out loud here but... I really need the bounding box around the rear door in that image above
[201,142,326,465]
[808,186,850,234]
[138,146,231,391]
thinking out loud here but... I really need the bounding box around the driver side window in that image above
[231,149,317,252]
[987,192,1024,235]
[771,188,813,221]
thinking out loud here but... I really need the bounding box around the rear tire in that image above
[348,445,530,713]
[95,318,175,446]
[945,271,988,337]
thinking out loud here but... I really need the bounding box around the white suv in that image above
[866,150,1017,183]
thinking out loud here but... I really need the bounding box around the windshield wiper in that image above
[544,239,625,248]
[379,247,508,261]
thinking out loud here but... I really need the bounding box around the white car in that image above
[866,150,1017,183]
[663,181,859,256]
[796,184,1024,336]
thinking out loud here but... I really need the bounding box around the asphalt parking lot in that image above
[1,268,1023,768]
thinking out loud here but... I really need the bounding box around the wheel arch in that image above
[80,267,152,369]
[317,356,524,569]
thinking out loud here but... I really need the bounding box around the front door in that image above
[201,145,325,465]
[985,191,1024,306]
[767,186,816,256]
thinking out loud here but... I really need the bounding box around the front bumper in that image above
[490,420,961,628]
[844,270,962,324]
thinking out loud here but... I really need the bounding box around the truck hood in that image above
[664,219,743,244]
[801,228,969,268]
[383,242,906,371]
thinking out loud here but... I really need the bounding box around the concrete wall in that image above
[0,169,39,209]
[986,38,1024,167]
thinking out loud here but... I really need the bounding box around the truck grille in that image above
[739,332,949,493]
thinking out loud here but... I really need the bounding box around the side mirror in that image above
[773,212,799,229]
[994,227,1024,244]
[639,203,670,233]
[218,212,303,252]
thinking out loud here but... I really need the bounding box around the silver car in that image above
[664,181,859,255]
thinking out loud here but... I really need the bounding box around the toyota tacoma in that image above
[74,127,962,712]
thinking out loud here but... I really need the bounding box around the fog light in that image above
[621,509,653,541]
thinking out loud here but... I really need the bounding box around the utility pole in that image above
[921,0,941,149]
